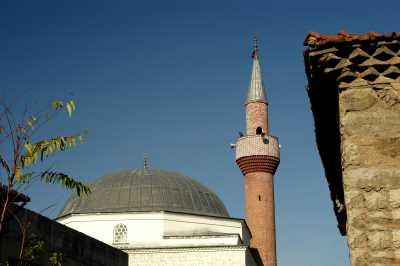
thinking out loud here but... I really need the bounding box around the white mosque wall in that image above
[163,212,248,238]
[126,246,257,266]
[160,235,241,247]
[57,212,164,245]
[57,211,250,248]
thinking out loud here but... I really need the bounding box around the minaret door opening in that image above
[256,127,263,135]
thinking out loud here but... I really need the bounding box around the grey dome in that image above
[58,168,229,218]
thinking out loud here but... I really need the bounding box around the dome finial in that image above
[252,33,259,59]
[143,154,149,170]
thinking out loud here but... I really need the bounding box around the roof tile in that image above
[304,31,400,48]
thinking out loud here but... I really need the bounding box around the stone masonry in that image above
[304,32,400,266]
[127,246,257,266]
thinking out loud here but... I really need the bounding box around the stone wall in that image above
[339,81,400,266]
[0,205,128,266]
[304,32,400,266]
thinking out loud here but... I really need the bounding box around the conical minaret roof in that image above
[246,35,268,104]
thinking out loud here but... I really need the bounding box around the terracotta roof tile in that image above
[304,31,400,48]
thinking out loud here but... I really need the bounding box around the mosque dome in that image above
[58,168,229,218]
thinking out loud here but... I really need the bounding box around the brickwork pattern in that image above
[245,172,276,266]
[235,122,279,266]
[235,135,280,159]
[246,102,269,135]
[236,155,279,175]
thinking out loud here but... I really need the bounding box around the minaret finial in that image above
[252,33,259,59]
[247,33,267,104]
[143,154,149,170]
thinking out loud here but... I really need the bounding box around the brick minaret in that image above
[235,36,280,266]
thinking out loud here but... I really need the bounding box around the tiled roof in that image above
[304,31,400,47]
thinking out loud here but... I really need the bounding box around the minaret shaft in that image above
[245,172,276,266]
[235,36,280,266]
[246,102,269,135]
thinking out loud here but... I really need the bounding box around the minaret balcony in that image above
[235,135,280,175]
[235,135,280,159]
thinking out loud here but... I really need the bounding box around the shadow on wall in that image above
[0,204,128,266]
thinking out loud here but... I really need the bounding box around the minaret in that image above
[235,36,280,266]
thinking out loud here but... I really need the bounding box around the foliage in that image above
[1,232,64,266]
[0,99,90,237]
[22,235,44,262]
[48,251,63,266]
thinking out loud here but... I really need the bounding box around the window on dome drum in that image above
[256,127,263,135]
[113,223,128,244]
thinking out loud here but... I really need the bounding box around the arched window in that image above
[256,127,263,135]
[113,223,128,243]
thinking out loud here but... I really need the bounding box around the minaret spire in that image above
[247,34,267,105]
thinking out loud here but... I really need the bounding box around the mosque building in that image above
[57,37,280,266]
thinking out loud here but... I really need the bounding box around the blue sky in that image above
[1,0,399,265]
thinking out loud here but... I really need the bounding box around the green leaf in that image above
[66,100,75,117]
[20,134,84,167]
[24,143,33,153]
[22,237,44,261]
[40,171,91,196]
[27,119,34,130]
[26,115,38,130]
[18,172,33,183]
[52,100,63,110]
[49,251,63,266]
[15,167,23,181]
